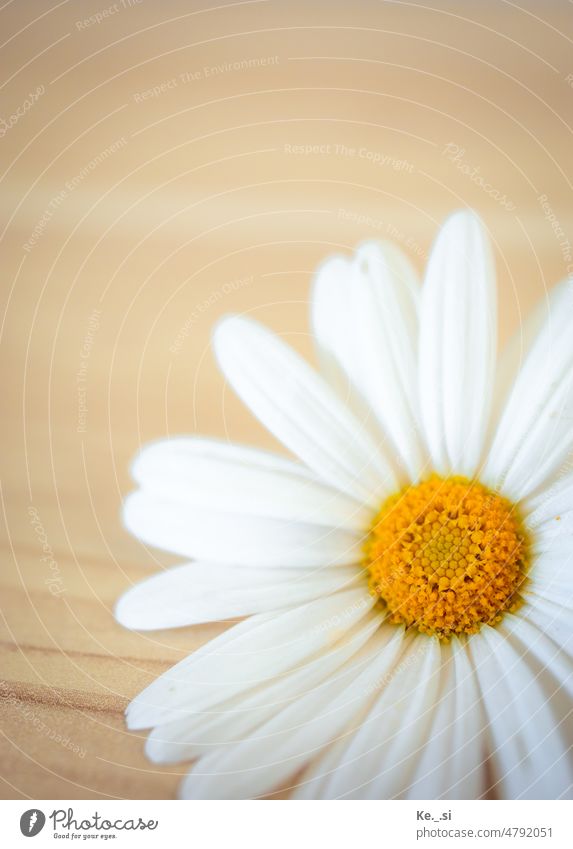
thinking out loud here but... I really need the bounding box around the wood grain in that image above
[1,0,573,798]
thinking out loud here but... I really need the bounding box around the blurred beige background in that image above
[1,0,573,799]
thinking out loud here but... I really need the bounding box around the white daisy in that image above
[116,210,573,800]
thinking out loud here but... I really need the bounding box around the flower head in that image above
[117,211,573,800]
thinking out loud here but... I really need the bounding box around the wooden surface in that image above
[1,0,573,799]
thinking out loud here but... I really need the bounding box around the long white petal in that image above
[502,614,573,699]
[213,315,397,504]
[405,638,486,799]
[419,211,496,477]
[126,588,375,729]
[530,520,573,609]
[519,596,573,654]
[179,626,406,799]
[321,636,442,799]
[123,490,362,567]
[291,735,355,799]
[484,278,573,500]
[145,611,382,764]
[312,241,425,481]
[487,282,560,447]
[524,473,573,561]
[131,437,370,531]
[116,563,360,630]
[469,625,573,799]
[527,563,573,609]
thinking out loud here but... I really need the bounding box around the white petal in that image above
[527,586,573,612]
[260,641,484,801]
[484,278,573,500]
[291,735,354,799]
[532,548,573,572]
[295,634,418,799]
[131,437,370,531]
[321,635,442,799]
[470,625,573,799]
[310,255,378,432]
[525,470,573,531]
[116,562,361,630]
[524,473,573,564]
[499,616,573,755]
[145,611,382,764]
[123,490,362,568]
[502,614,573,698]
[312,241,425,481]
[488,282,557,445]
[126,587,375,729]
[522,540,573,608]
[405,638,486,799]
[526,547,573,608]
[419,211,496,477]
[519,596,573,653]
[532,524,573,561]
[213,315,397,504]
[179,626,406,799]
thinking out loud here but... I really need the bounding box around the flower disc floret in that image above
[365,476,529,639]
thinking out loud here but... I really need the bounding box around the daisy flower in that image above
[116,210,573,800]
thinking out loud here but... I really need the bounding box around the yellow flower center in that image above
[365,475,530,639]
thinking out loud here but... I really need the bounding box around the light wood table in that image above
[2,0,573,799]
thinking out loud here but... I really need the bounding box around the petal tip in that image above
[121,490,141,535]
[211,312,240,349]
[438,209,490,252]
[114,588,138,630]
[212,313,264,369]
